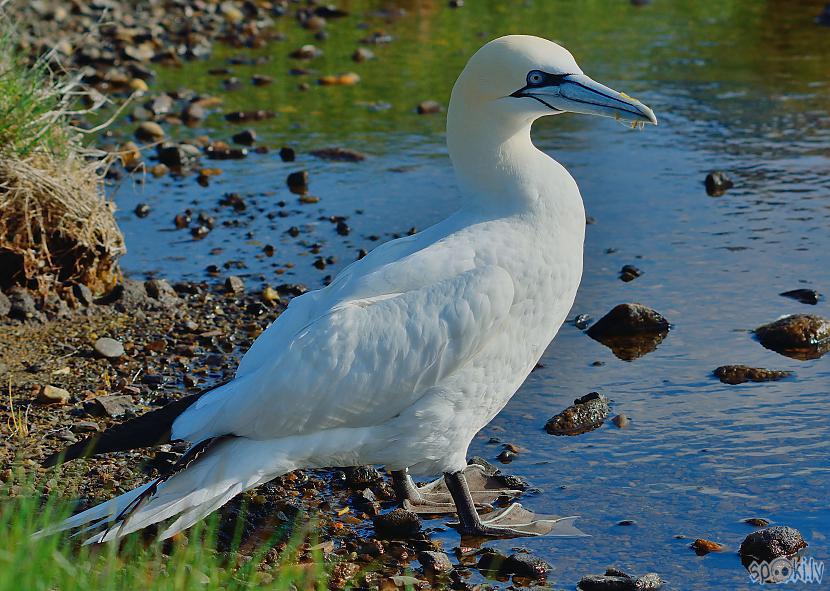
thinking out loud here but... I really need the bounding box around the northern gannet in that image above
[42,35,656,542]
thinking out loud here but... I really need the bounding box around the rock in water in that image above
[418,551,453,575]
[713,365,793,385]
[779,289,821,305]
[93,337,125,359]
[619,264,642,282]
[754,314,830,359]
[545,392,610,435]
[373,508,421,539]
[704,171,734,196]
[586,303,669,361]
[691,538,725,555]
[578,568,663,590]
[740,526,807,562]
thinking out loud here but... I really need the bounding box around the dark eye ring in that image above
[527,70,545,85]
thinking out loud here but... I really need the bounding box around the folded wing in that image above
[172,265,515,443]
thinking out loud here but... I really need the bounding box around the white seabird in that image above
[42,35,656,542]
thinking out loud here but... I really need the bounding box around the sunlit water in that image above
[111,2,830,588]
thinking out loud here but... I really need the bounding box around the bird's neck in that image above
[447,103,545,211]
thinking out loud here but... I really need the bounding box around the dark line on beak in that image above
[526,95,562,113]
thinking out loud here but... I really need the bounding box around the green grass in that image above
[0,482,331,591]
[0,27,77,159]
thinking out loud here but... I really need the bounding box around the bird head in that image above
[451,35,657,127]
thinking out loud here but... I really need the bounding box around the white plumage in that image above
[42,35,655,543]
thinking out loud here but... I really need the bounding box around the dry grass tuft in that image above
[0,20,124,297]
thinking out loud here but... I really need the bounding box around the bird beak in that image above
[520,74,657,125]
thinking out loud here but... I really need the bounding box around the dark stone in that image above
[232,129,256,145]
[286,170,309,191]
[586,303,669,361]
[713,365,793,385]
[0,291,10,317]
[740,526,807,562]
[7,287,37,320]
[310,147,366,162]
[344,465,382,488]
[87,394,136,418]
[780,289,821,305]
[545,392,610,436]
[373,508,421,539]
[620,264,642,282]
[578,568,663,590]
[134,203,150,218]
[477,550,549,578]
[573,313,591,330]
[336,220,350,236]
[754,314,830,359]
[743,518,772,527]
[497,449,514,463]
[224,275,245,294]
[182,102,206,121]
[279,146,296,162]
[144,279,178,302]
[72,283,94,306]
[705,171,734,196]
[418,550,453,575]
[156,142,200,168]
[224,110,274,123]
[251,74,273,86]
[587,303,669,337]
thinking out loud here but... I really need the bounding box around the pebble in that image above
[39,385,70,405]
[88,394,136,418]
[231,129,256,145]
[134,203,150,217]
[72,284,94,306]
[779,288,821,305]
[619,264,642,282]
[144,279,178,302]
[182,102,206,121]
[743,517,771,527]
[418,551,453,575]
[7,287,37,319]
[261,286,280,305]
[545,392,610,435]
[286,170,309,191]
[279,147,296,162]
[224,275,245,294]
[93,337,125,359]
[691,538,725,555]
[352,47,374,62]
[573,313,592,330]
[612,414,629,428]
[704,170,734,196]
[417,100,442,114]
[740,526,807,562]
[0,291,11,317]
[251,74,273,86]
[497,449,515,463]
[71,420,100,433]
[713,365,793,385]
[135,121,165,142]
[373,508,422,539]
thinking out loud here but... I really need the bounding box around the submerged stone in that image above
[545,392,610,435]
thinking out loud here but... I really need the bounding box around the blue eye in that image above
[527,70,545,85]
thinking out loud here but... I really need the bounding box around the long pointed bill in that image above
[525,74,657,125]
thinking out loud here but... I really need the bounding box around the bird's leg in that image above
[444,470,586,538]
[391,465,523,515]
[391,469,457,514]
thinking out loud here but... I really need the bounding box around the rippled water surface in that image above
[112,2,830,588]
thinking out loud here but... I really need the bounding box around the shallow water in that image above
[112,1,830,588]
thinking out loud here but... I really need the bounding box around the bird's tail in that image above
[36,436,299,544]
